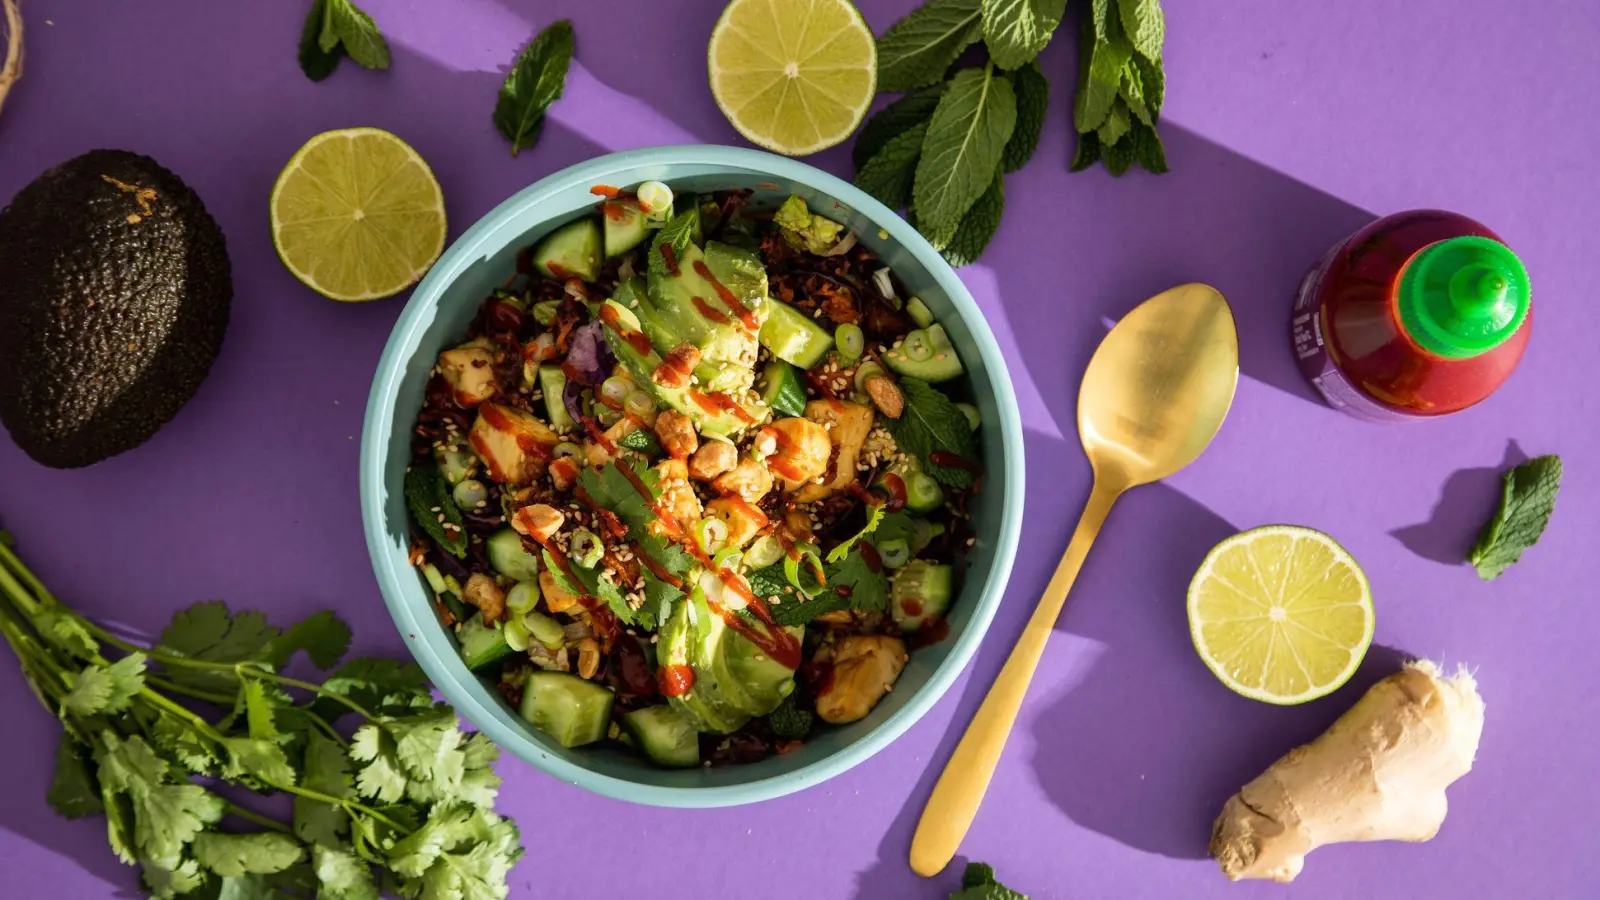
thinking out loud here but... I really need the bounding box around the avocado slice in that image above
[598,299,764,438]
[660,595,748,735]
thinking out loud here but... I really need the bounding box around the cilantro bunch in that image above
[0,531,522,899]
[854,0,1167,265]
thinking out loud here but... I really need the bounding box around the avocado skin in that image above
[0,150,232,468]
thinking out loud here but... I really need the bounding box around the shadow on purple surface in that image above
[1391,439,1527,565]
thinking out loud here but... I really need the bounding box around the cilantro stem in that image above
[222,800,293,834]
[254,671,379,721]
[143,674,236,706]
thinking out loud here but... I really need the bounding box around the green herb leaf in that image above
[940,172,1005,267]
[312,844,380,900]
[981,0,1068,70]
[36,606,99,659]
[767,695,814,739]
[324,0,390,70]
[1128,118,1169,174]
[96,733,226,868]
[268,610,352,671]
[298,0,343,81]
[455,733,503,809]
[828,502,888,564]
[350,724,409,803]
[887,379,980,487]
[914,65,1017,234]
[1096,96,1132,146]
[1000,62,1048,172]
[855,121,929,211]
[194,832,305,878]
[222,736,299,789]
[1132,54,1164,114]
[242,679,283,741]
[640,568,685,632]
[48,734,104,819]
[151,712,219,775]
[63,652,146,718]
[1469,455,1562,580]
[392,706,467,789]
[493,20,575,158]
[877,0,984,93]
[746,563,790,601]
[951,861,1029,900]
[1069,129,1102,171]
[1103,133,1134,175]
[405,463,468,558]
[853,85,945,170]
[769,550,888,626]
[617,428,661,454]
[1120,61,1151,125]
[155,601,279,693]
[1118,0,1166,61]
[141,858,208,898]
[316,657,432,721]
[295,729,352,847]
[768,590,847,627]
[1074,10,1132,132]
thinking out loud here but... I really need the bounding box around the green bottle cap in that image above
[1396,235,1530,359]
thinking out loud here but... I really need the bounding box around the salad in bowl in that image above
[402,179,988,771]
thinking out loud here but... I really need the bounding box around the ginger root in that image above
[1209,660,1485,883]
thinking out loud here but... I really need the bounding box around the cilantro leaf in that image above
[981,0,1068,70]
[406,463,468,558]
[222,736,298,789]
[295,730,352,847]
[268,610,352,671]
[36,606,99,659]
[63,651,147,718]
[855,121,929,211]
[828,551,890,615]
[886,379,979,487]
[874,512,921,551]
[298,0,343,82]
[951,860,1029,899]
[877,0,983,93]
[767,695,814,739]
[322,0,390,70]
[96,733,226,869]
[853,84,945,170]
[193,832,305,877]
[392,706,467,790]
[142,858,208,898]
[493,20,575,157]
[914,65,1017,235]
[151,712,219,775]
[640,568,685,632]
[242,679,284,741]
[1000,61,1049,172]
[312,844,380,900]
[316,657,432,721]
[156,601,278,692]
[1118,0,1166,62]
[827,502,887,564]
[1469,454,1562,580]
[350,724,409,803]
[940,172,1005,268]
[48,734,104,819]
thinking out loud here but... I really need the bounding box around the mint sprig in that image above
[298,0,390,82]
[493,20,575,158]
[1469,454,1563,581]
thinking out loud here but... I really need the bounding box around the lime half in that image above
[271,128,446,302]
[1187,525,1375,705]
[708,0,877,156]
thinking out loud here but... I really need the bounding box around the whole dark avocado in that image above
[0,150,232,468]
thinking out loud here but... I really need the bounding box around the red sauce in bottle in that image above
[1292,210,1531,421]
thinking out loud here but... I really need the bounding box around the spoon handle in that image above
[909,477,1122,877]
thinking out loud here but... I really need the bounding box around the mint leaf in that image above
[1103,133,1134,176]
[1120,60,1152,124]
[1074,9,1132,132]
[63,651,146,718]
[298,0,343,82]
[324,0,390,70]
[911,202,960,252]
[941,172,1004,267]
[617,428,660,454]
[268,610,352,670]
[48,735,104,819]
[1069,130,1102,172]
[493,20,575,158]
[1132,54,1164,113]
[747,564,790,602]
[887,378,979,487]
[855,121,929,211]
[1097,96,1132,146]
[405,463,468,558]
[1000,62,1048,172]
[981,0,1068,70]
[295,729,352,847]
[914,65,1017,234]
[1128,119,1169,174]
[312,844,379,900]
[951,861,1029,900]
[768,590,847,627]
[1118,0,1166,61]
[853,84,945,170]
[877,0,983,93]
[767,695,814,739]
[194,832,305,878]
[1469,455,1562,580]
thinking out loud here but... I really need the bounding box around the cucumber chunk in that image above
[955,402,981,431]
[760,361,808,417]
[759,300,833,369]
[890,561,954,633]
[622,705,700,768]
[883,324,963,383]
[906,296,935,329]
[486,529,541,583]
[458,613,514,671]
[538,365,573,431]
[532,217,602,282]
[603,198,650,258]
[519,672,614,748]
[905,472,944,513]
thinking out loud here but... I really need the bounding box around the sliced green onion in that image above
[597,405,623,427]
[902,329,934,362]
[783,543,826,597]
[452,478,488,510]
[878,539,911,569]
[906,296,935,329]
[637,181,674,225]
[506,581,541,616]
[504,617,531,652]
[955,402,981,431]
[553,442,583,461]
[601,375,632,408]
[570,529,603,568]
[443,575,464,597]
[526,611,565,649]
[853,360,887,393]
[907,472,943,510]
[712,547,743,571]
[422,564,448,595]
[696,517,729,555]
[625,391,657,418]
[745,535,784,569]
[532,300,561,326]
[835,323,865,361]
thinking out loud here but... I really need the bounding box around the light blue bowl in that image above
[361,146,1024,807]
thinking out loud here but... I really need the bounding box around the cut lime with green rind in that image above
[271,127,447,302]
[1187,525,1375,706]
[708,0,877,157]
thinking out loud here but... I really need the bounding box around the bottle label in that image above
[1292,247,1415,423]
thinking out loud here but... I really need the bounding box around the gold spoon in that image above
[909,283,1240,876]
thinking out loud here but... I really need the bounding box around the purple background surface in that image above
[1,1,1597,897]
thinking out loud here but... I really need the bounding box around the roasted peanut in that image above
[575,637,602,680]
[863,374,904,419]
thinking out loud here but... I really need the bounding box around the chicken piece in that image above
[795,401,874,503]
[764,417,832,487]
[462,573,507,624]
[703,496,769,550]
[548,457,580,491]
[511,503,564,542]
[814,635,908,724]
[654,459,702,528]
[688,440,738,482]
[712,457,775,505]
[470,402,559,484]
[437,339,499,408]
[539,569,581,615]
[654,409,699,460]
